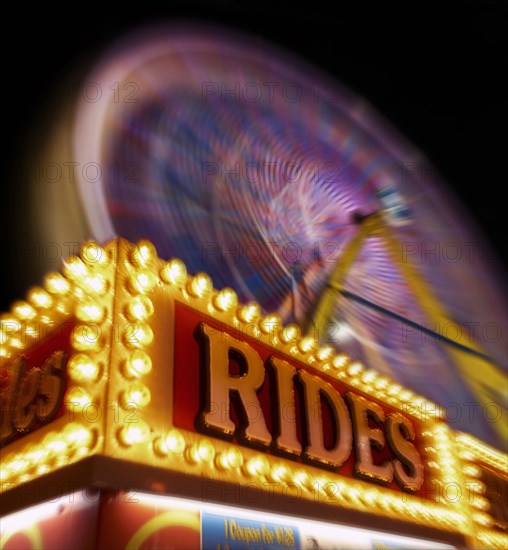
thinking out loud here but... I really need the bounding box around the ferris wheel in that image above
[72,24,507,451]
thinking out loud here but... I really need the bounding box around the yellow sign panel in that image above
[0,238,506,549]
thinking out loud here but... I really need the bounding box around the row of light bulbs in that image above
[125,240,442,422]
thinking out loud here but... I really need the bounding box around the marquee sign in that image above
[174,307,425,495]
[1,239,507,549]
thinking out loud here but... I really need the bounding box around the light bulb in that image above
[213,288,238,311]
[124,350,152,378]
[160,259,187,285]
[238,302,261,323]
[188,273,213,297]
[125,295,154,321]
[119,421,150,446]
[121,381,151,408]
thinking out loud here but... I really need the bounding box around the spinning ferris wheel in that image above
[71,24,507,451]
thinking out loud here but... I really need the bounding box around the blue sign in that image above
[201,511,300,550]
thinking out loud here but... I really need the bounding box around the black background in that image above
[2,0,507,311]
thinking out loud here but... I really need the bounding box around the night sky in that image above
[2,0,507,311]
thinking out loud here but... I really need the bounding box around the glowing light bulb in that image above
[84,274,108,295]
[63,256,88,279]
[187,439,215,463]
[238,302,261,323]
[154,430,186,455]
[24,444,48,467]
[28,288,53,309]
[244,455,269,477]
[298,335,316,354]
[189,273,213,297]
[126,295,154,321]
[44,433,67,457]
[68,354,100,383]
[400,389,414,401]
[332,354,349,369]
[316,345,334,361]
[64,423,93,449]
[269,464,289,482]
[119,421,150,446]
[130,240,157,267]
[129,271,157,294]
[259,313,281,334]
[347,361,364,376]
[65,387,92,410]
[121,381,151,408]
[216,448,243,469]
[160,259,187,285]
[124,350,152,378]
[197,440,215,461]
[12,301,36,320]
[44,272,71,295]
[387,383,402,396]
[124,323,154,348]
[362,370,378,384]
[81,241,108,266]
[213,288,238,311]
[293,470,310,488]
[8,455,28,475]
[279,324,300,343]
[362,489,379,505]
[374,376,389,389]
[76,302,105,322]
[72,324,102,351]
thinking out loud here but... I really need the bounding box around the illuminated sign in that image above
[1,239,507,550]
[175,315,423,493]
